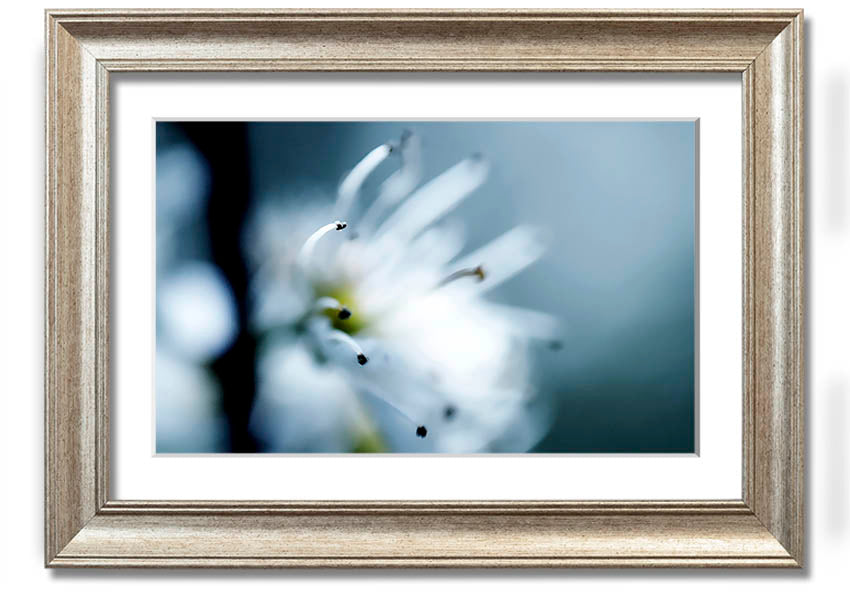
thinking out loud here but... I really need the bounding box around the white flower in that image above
[245,132,558,452]
[156,349,228,453]
[158,262,239,363]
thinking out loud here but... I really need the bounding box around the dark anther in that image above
[338,307,352,320]
[335,222,347,231]
[416,426,428,438]
[357,353,368,365]
[443,406,456,421]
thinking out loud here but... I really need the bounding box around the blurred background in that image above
[156,120,695,453]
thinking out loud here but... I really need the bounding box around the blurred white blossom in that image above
[156,349,228,453]
[158,261,239,363]
[155,140,235,453]
[244,132,557,452]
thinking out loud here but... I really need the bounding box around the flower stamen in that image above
[315,296,352,320]
[358,131,422,233]
[354,380,429,440]
[325,329,368,366]
[297,221,346,271]
[437,265,486,288]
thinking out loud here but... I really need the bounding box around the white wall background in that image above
[1,0,846,596]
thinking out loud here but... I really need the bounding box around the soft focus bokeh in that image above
[156,121,695,453]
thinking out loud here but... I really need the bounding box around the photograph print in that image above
[155,120,696,454]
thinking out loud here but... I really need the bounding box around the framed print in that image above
[153,119,698,456]
[45,9,804,567]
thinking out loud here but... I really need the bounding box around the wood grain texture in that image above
[53,9,796,72]
[45,16,104,563]
[744,10,805,561]
[54,505,793,568]
[44,9,804,568]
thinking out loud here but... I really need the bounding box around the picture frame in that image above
[45,9,803,568]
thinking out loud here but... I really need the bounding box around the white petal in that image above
[357,132,424,232]
[250,337,361,452]
[249,277,311,330]
[335,143,392,219]
[484,303,561,340]
[379,132,423,204]
[374,156,489,247]
[356,221,466,313]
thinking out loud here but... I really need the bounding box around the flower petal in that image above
[335,143,393,219]
[374,156,488,248]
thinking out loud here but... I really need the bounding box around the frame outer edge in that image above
[45,14,102,563]
[747,11,804,564]
[44,9,805,568]
[53,8,787,73]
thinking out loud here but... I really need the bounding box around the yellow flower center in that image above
[314,284,368,336]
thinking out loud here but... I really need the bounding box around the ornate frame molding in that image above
[45,9,803,567]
